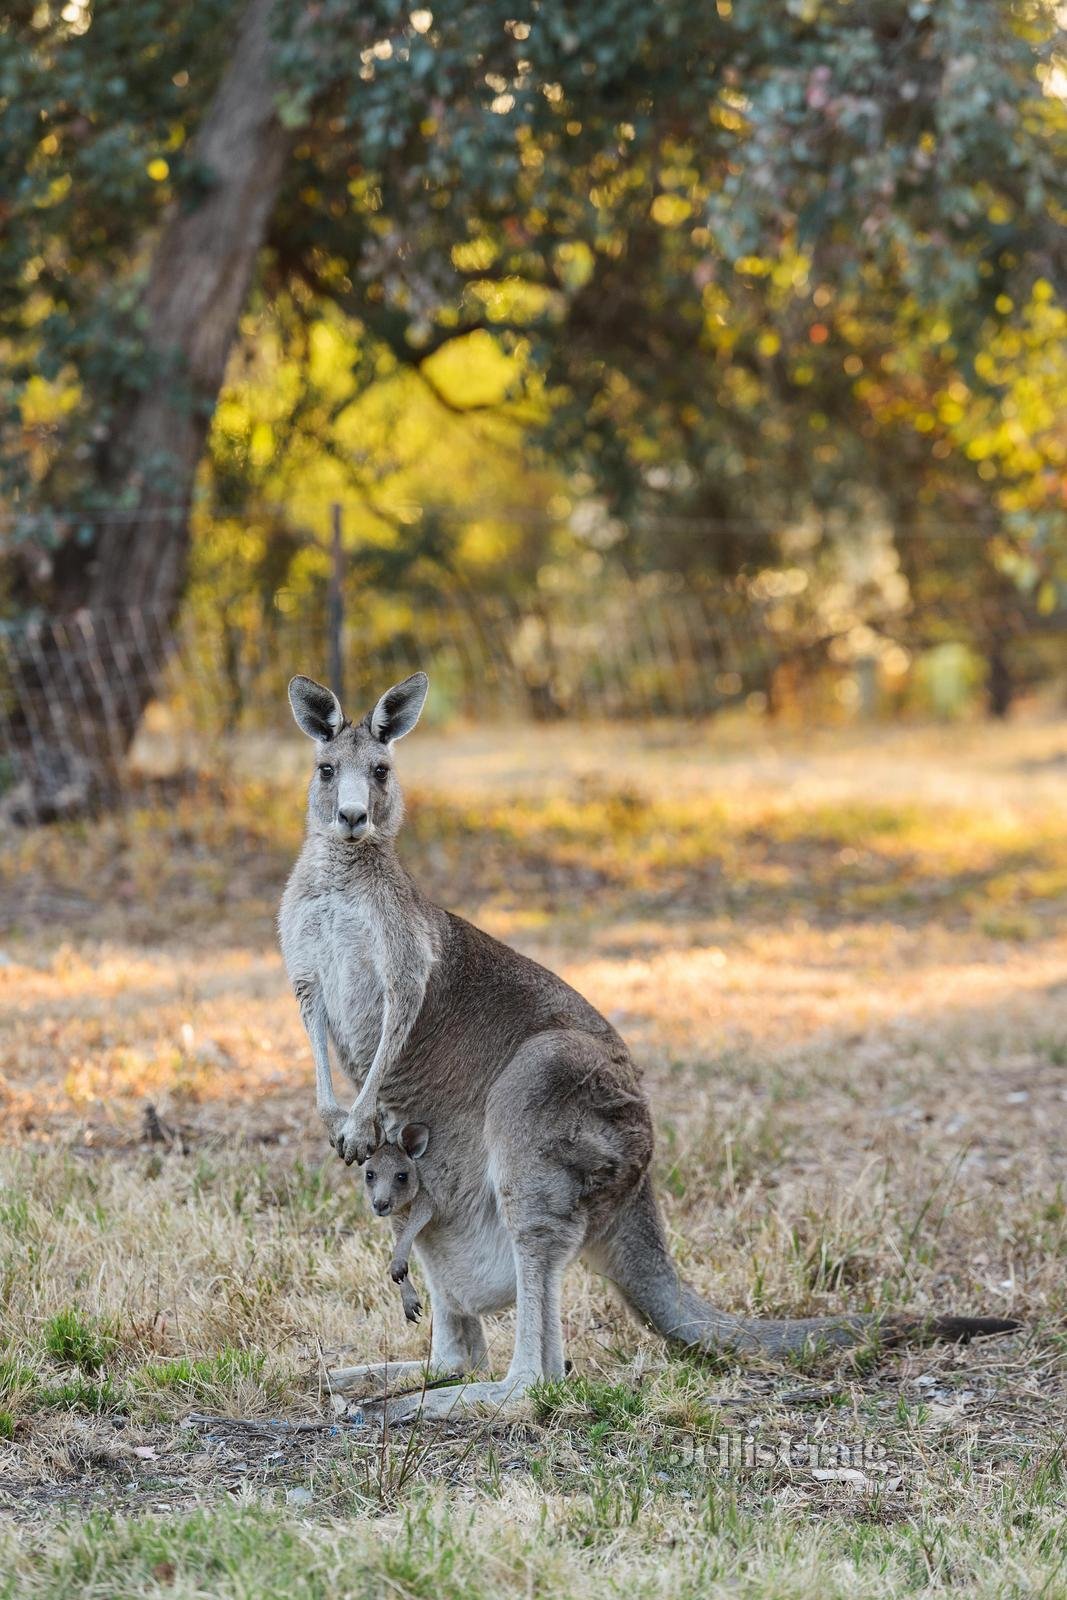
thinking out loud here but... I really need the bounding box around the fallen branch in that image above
[181,1412,362,1435]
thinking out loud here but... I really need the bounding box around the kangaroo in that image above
[364,1124,434,1324]
[278,672,1017,1422]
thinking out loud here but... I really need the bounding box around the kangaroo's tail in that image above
[587,1177,1019,1358]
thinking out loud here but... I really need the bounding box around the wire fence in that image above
[1,580,1064,821]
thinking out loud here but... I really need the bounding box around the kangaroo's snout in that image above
[336,804,369,839]
[372,1196,391,1216]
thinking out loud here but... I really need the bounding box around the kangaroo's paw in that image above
[334,1109,379,1167]
[345,1374,535,1426]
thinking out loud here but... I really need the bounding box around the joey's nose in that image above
[337,805,368,833]
[373,1198,390,1215]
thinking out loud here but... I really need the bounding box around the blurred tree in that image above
[1,0,1064,799]
[2,0,290,798]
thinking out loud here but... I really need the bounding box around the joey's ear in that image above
[370,672,428,744]
[288,675,344,741]
[398,1122,430,1159]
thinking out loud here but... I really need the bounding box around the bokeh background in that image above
[1,0,1065,808]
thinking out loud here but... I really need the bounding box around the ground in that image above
[0,713,1065,1598]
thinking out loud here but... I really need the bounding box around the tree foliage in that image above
[1,0,1064,620]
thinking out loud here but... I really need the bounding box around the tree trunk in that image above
[987,636,1013,720]
[6,0,291,818]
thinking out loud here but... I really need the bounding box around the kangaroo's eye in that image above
[396,1170,408,1184]
[373,764,389,784]
[318,764,335,781]
[365,1169,375,1183]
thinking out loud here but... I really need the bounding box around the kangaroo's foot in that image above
[326,1359,456,1398]
[343,1371,537,1426]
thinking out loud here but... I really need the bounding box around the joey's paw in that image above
[335,1110,379,1166]
[390,1259,409,1284]
[403,1296,422,1323]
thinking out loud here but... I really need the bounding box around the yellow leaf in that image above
[651,193,693,226]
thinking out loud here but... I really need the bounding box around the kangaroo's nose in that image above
[373,1198,390,1215]
[337,805,368,831]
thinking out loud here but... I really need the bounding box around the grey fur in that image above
[364,1126,434,1323]
[280,674,1018,1421]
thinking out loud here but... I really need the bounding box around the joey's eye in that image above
[365,1169,375,1183]
[318,764,335,781]
[396,1170,408,1184]
[373,763,389,784]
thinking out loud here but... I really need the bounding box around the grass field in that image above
[1,714,1065,1597]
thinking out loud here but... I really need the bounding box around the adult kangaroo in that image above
[279,672,1016,1419]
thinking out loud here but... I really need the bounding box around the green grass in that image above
[0,1355,36,1405]
[134,1348,264,1399]
[137,1348,262,1388]
[533,1374,648,1429]
[42,1309,118,1373]
[2,1477,1067,1600]
[35,1374,123,1415]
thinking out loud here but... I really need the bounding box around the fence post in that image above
[327,502,345,704]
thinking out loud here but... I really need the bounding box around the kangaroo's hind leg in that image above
[358,1031,640,1423]
[355,1211,584,1423]
[328,1301,486,1398]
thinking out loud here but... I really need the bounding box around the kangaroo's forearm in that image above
[348,981,424,1117]
[294,979,341,1120]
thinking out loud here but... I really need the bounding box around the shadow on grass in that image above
[5,781,1067,952]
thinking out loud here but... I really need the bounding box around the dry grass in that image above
[1,713,1065,1596]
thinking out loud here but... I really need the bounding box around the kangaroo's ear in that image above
[398,1122,430,1159]
[288,676,344,741]
[370,672,428,744]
